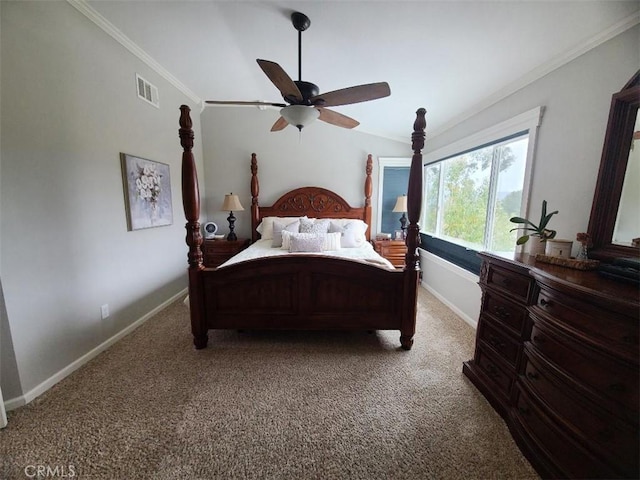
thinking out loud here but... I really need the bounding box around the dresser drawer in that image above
[522,350,638,473]
[482,291,528,336]
[533,285,638,359]
[485,263,533,303]
[478,316,520,367]
[475,347,513,399]
[513,386,619,479]
[529,321,639,415]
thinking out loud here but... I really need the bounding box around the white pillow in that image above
[281,231,341,251]
[299,217,330,234]
[323,232,342,251]
[281,230,296,250]
[271,219,300,247]
[289,233,325,253]
[256,216,305,240]
[329,220,368,247]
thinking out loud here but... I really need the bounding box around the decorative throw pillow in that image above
[329,220,368,247]
[257,216,305,240]
[289,233,325,253]
[271,219,300,247]
[299,217,330,235]
[323,232,342,251]
[281,230,294,250]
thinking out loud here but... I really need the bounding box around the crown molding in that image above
[66,0,203,107]
[428,10,640,139]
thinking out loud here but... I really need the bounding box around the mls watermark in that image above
[24,465,76,478]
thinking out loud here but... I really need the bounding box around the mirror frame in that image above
[588,70,640,262]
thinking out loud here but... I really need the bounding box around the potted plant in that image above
[509,200,558,255]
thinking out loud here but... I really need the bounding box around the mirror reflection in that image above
[612,109,640,247]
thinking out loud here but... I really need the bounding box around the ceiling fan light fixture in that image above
[280,105,319,131]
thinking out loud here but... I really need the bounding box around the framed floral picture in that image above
[120,153,173,231]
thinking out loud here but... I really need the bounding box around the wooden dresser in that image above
[463,252,639,479]
[372,239,407,268]
[202,238,250,268]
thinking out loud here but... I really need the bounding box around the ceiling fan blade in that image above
[318,108,360,129]
[256,59,303,103]
[311,82,391,107]
[271,116,289,132]
[205,100,287,107]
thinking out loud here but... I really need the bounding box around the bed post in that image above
[400,108,426,350]
[179,105,207,349]
[364,154,373,240]
[250,153,259,243]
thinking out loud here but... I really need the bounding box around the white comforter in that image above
[218,238,396,270]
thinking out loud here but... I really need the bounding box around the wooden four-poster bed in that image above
[178,105,426,350]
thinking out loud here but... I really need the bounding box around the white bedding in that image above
[218,238,396,270]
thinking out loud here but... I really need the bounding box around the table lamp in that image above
[392,195,408,239]
[221,193,244,241]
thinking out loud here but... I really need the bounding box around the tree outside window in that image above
[423,135,528,253]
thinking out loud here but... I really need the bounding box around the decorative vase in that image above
[526,238,546,256]
[575,243,589,261]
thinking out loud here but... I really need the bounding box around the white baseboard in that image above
[4,288,188,412]
[421,281,478,329]
[418,249,480,329]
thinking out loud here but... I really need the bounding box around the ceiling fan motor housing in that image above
[286,80,320,105]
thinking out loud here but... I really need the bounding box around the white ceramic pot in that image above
[545,239,573,258]
[526,238,546,256]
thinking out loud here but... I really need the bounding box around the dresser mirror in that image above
[587,70,640,261]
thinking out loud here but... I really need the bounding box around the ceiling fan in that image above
[205,12,391,132]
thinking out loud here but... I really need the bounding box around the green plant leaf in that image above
[510,226,539,233]
[538,210,559,230]
[516,235,530,245]
[509,217,538,229]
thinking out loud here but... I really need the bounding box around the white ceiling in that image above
[85,0,639,142]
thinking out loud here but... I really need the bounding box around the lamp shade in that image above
[392,195,408,213]
[221,194,244,212]
[280,105,320,131]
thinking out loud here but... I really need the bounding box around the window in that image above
[421,107,542,265]
[377,158,411,235]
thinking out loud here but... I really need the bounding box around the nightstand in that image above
[202,238,250,268]
[372,239,407,268]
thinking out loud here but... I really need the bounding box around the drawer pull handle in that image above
[488,335,505,349]
[608,382,626,392]
[518,406,530,416]
[494,306,511,319]
[526,371,539,380]
[539,298,553,308]
[501,278,512,287]
[532,335,545,344]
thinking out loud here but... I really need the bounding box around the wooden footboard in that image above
[194,255,406,331]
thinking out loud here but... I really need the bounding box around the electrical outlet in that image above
[101,304,109,320]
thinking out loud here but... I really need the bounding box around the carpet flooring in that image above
[0,287,538,479]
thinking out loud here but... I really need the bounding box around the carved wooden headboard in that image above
[250,153,373,243]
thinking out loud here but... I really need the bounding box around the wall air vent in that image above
[136,74,159,108]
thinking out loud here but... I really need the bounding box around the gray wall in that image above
[200,107,411,239]
[0,2,204,399]
[425,25,640,247]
